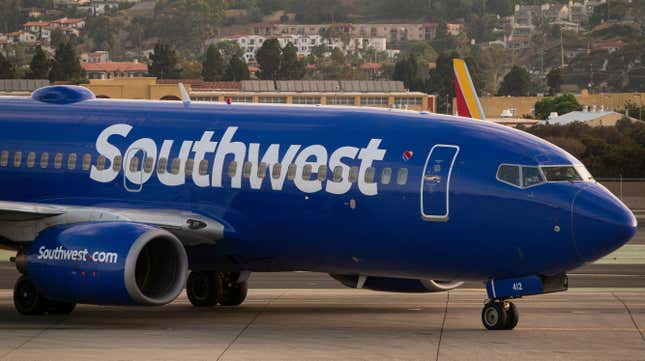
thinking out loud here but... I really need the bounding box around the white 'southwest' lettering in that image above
[89,124,387,196]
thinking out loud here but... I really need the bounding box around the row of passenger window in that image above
[0,150,410,185]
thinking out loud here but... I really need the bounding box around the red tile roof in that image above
[52,17,84,24]
[24,21,50,27]
[81,62,148,72]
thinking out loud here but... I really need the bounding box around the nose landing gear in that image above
[482,300,519,330]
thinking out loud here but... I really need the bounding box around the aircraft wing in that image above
[0,201,224,247]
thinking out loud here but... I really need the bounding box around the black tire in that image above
[220,281,248,306]
[13,276,47,315]
[481,301,508,330]
[504,302,519,330]
[187,271,222,307]
[47,300,77,315]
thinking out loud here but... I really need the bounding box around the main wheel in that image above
[504,302,519,330]
[187,271,222,307]
[220,280,248,306]
[13,276,47,315]
[482,301,508,330]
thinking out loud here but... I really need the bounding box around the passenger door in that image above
[420,145,459,221]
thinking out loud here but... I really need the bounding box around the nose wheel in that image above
[482,300,518,330]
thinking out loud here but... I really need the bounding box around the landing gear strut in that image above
[186,271,248,307]
[482,300,519,330]
[13,276,76,315]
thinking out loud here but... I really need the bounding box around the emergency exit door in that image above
[420,144,459,221]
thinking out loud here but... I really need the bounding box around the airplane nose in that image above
[572,185,638,263]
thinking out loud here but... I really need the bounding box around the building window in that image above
[292,97,321,105]
[394,97,423,106]
[327,96,355,105]
[360,97,388,105]
[258,96,287,104]
[229,96,253,103]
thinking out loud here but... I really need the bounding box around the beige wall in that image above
[458,93,645,118]
[85,77,185,100]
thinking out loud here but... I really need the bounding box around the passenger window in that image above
[13,151,22,167]
[199,159,209,175]
[112,155,122,171]
[54,153,63,169]
[95,153,105,170]
[170,158,180,175]
[317,165,327,181]
[396,168,408,185]
[129,156,139,172]
[272,163,282,179]
[332,166,343,182]
[287,164,297,180]
[27,152,36,168]
[227,161,237,178]
[40,152,49,168]
[380,167,392,185]
[185,159,194,176]
[364,167,375,183]
[522,166,544,187]
[348,166,359,183]
[67,153,77,170]
[242,161,252,178]
[497,165,520,187]
[144,157,155,173]
[0,151,8,167]
[302,164,312,180]
[258,162,267,178]
[82,154,91,170]
[157,158,167,174]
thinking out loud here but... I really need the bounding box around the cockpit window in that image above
[497,165,520,186]
[541,166,582,182]
[522,166,544,187]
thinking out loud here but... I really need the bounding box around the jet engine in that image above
[18,222,188,306]
[330,274,463,293]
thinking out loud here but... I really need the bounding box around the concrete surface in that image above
[0,288,643,361]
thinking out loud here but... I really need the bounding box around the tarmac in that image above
[0,227,642,360]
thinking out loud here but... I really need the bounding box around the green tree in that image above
[256,38,281,80]
[426,51,459,113]
[26,45,50,79]
[86,16,117,51]
[0,0,23,33]
[497,66,531,96]
[50,28,67,48]
[0,52,16,79]
[49,41,84,82]
[149,43,181,79]
[224,56,250,81]
[546,67,562,95]
[393,54,423,91]
[201,44,225,81]
[278,42,305,80]
[152,0,224,51]
[534,94,583,120]
[213,40,244,64]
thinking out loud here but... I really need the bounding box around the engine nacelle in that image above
[330,274,463,293]
[24,222,188,306]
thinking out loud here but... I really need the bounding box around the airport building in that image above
[84,78,436,112]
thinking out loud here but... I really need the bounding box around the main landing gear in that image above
[482,300,519,330]
[186,271,248,308]
[13,275,76,315]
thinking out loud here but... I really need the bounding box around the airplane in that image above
[0,61,636,331]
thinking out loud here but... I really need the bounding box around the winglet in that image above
[178,82,190,106]
[453,59,485,120]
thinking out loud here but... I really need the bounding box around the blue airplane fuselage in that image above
[0,94,637,283]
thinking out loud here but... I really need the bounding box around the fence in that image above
[597,178,645,211]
